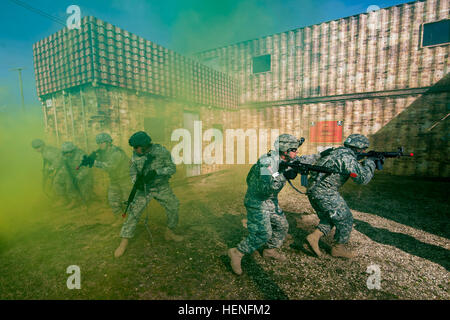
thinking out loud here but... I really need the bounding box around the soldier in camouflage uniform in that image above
[114,131,183,258]
[90,133,131,215]
[305,134,377,259]
[31,139,66,201]
[228,134,304,275]
[59,142,94,209]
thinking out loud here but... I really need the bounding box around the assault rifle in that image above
[280,159,339,176]
[121,153,156,243]
[357,147,414,170]
[76,151,97,170]
[279,159,357,187]
[122,154,155,218]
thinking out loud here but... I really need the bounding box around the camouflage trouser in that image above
[45,170,62,197]
[68,169,94,202]
[308,191,353,244]
[52,168,69,198]
[52,168,92,202]
[120,183,179,239]
[237,205,289,254]
[108,179,132,215]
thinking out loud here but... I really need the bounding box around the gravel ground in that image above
[187,168,449,300]
[0,167,448,300]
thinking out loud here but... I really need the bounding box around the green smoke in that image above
[168,0,277,54]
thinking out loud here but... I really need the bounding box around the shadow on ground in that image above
[195,202,289,300]
[342,175,450,239]
[354,219,450,271]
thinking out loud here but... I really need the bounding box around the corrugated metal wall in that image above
[192,0,449,177]
[194,0,449,103]
[33,17,239,109]
[225,87,448,177]
[41,83,239,177]
[36,0,449,178]
[41,81,449,177]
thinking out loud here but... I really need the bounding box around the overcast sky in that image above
[0,0,410,111]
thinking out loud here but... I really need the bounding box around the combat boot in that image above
[165,228,183,242]
[331,244,354,259]
[306,229,324,257]
[262,248,287,262]
[114,238,129,258]
[228,248,244,275]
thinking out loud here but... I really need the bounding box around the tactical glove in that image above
[144,169,157,183]
[282,167,298,180]
[368,156,384,170]
[88,151,97,161]
[374,156,385,170]
[80,155,93,168]
[81,152,97,168]
[136,177,145,191]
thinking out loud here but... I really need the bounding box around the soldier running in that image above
[114,131,183,258]
[228,134,304,275]
[305,134,377,259]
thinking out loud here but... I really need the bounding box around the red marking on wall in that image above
[310,121,343,143]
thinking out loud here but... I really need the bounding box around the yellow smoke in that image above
[0,109,47,239]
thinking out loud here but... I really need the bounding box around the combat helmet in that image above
[31,139,45,149]
[128,131,152,147]
[61,142,76,153]
[274,134,305,152]
[96,132,113,144]
[343,134,369,149]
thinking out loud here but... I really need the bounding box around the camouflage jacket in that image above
[41,145,63,176]
[244,151,289,211]
[306,146,376,195]
[130,143,176,187]
[94,145,130,183]
[63,147,89,179]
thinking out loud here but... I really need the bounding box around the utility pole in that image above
[11,67,25,112]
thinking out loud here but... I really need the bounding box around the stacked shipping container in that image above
[34,16,239,109]
[194,0,449,177]
[194,0,448,103]
[34,0,449,177]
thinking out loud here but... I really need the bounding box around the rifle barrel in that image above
[359,151,413,158]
